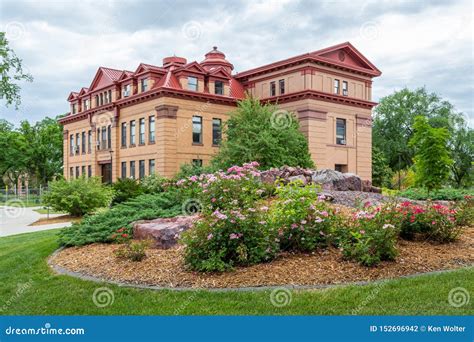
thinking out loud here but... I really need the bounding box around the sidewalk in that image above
[0,206,72,237]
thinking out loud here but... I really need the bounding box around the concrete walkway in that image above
[0,206,72,237]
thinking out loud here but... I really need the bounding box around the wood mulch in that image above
[50,227,474,289]
[29,215,80,226]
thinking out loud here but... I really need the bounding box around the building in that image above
[59,42,381,182]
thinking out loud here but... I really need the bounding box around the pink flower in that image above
[432,221,437,225]
[301,220,307,225]
[360,230,366,235]
[229,233,240,240]
[259,221,267,225]
[319,231,325,236]
[314,217,323,223]
[260,206,269,212]
[321,211,329,217]
[211,198,217,203]
[207,233,213,240]
[278,229,284,236]
[291,223,298,229]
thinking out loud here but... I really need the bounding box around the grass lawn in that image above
[33,208,66,215]
[0,229,472,315]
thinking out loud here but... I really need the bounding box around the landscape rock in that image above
[312,169,363,191]
[288,174,308,185]
[133,215,197,249]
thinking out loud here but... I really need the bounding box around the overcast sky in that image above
[0,0,472,126]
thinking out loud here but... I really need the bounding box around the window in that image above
[215,81,224,95]
[96,128,100,150]
[336,118,346,145]
[270,81,276,96]
[108,90,112,103]
[139,160,145,179]
[121,162,127,179]
[70,167,73,179]
[88,165,92,178]
[130,120,136,145]
[342,81,348,96]
[123,84,131,98]
[70,135,74,156]
[192,116,202,144]
[188,76,198,91]
[212,118,222,145]
[81,131,86,154]
[335,164,348,173]
[279,79,285,95]
[76,133,80,154]
[139,118,145,145]
[130,161,136,179]
[192,159,203,167]
[104,91,108,104]
[334,79,340,94]
[100,93,104,106]
[107,125,111,149]
[101,127,107,149]
[149,159,155,175]
[121,122,127,147]
[83,99,89,110]
[88,130,92,153]
[72,104,76,114]
[95,95,99,107]
[75,166,80,178]
[81,166,86,175]
[140,78,148,92]
[149,116,155,143]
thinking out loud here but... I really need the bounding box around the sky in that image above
[0,0,472,126]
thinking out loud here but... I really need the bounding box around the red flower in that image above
[121,233,129,238]
[117,227,125,233]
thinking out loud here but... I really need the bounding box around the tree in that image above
[212,97,314,170]
[371,145,392,188]
[409,116,453,193]
[0,32,33,108]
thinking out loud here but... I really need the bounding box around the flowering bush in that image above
[339,203,401,266]
[114,240,150,262]
[269,181,338,252]
[397,201,463,242]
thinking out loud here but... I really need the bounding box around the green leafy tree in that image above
[212,97,314,170]
[0,120,28,186]
[43,177,114,216]
[371,145,392,188]
[409,116,453,193]
[0,32,33,108]
[449,124,473,188]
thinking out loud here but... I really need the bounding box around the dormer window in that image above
[100,93,104,106]
[123,84,131,98]
[71,104,76,114]
[83,99,89,110]
[140,78,148,92]
[215,81,224,95]
[188,77,198,91]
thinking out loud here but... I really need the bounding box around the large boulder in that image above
[312,169,363,191]
[133,215,197,249]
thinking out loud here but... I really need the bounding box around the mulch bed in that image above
[50,227,474,289]
[30,215,80,226]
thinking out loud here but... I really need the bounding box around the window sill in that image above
[138,143,145,146]
[327,143,354,149]
[192,143,204,146]
[121,145,127,149]
[212,144,220,147]
[129,144,136,148]
[148,141,156,145]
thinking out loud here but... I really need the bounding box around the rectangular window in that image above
[104,91,108,104]
[334,79,340,94]
[188,76,198,91]
[123,84,131,98]
[95,95,99,107]
[75,166,80,178]
[149,159,155,175]
[81,165,86,175]
[70,167,73,178]
[192,159,203,167]
[88,130,92,153]
[342,81,348,96]
[107,125,111,149]
[81,131,86,154]
[139,118,145,145]
[336,118,346,145]
[96,128,100,150]
[212,118,222,145]
[130,161,136,179]
[279,79,285,95]
[100,93,104,106]
[83,99,89,110]
[108,90,112,103]
[335,164,348,173]
[149,116,155,143]
[130,120,136,145]
[141,78,148,92]
[72,104,76,114]
[121,162,127,179]
[215,81,224,95]
[270,81,276,96]
[76,133,80,154]
[192,116,202,144]
[139,160,145,179]
[121,122,127,147]
[88,165,92,178]
[70,135,74,156]
[101,127,107,149]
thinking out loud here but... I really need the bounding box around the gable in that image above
[89,67,122,91]
[177,61,207,74]
[209,67,232,79]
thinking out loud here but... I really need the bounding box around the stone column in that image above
[155,104,178,178]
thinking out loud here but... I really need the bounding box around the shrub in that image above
[58,192,181,246]
[111,178,144,205]
[269,181,338,252]
[114,240,150,262]
[141,174,171,193]
[339,204,401,266]
[455,196,473,227]
[43,177,113,216]
[398,188,474,201]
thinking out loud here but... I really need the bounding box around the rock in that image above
[317,192,334,201]
[312,169,363,191]
[133,215,197,249]
[288,174,307,185]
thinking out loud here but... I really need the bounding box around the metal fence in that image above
[0,187,48,206]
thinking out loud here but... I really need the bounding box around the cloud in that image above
[0,0,472,126]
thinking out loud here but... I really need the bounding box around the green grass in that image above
[0,229,472,315]
[33,208,65,214]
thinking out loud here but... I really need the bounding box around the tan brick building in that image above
[59,42,381,182]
